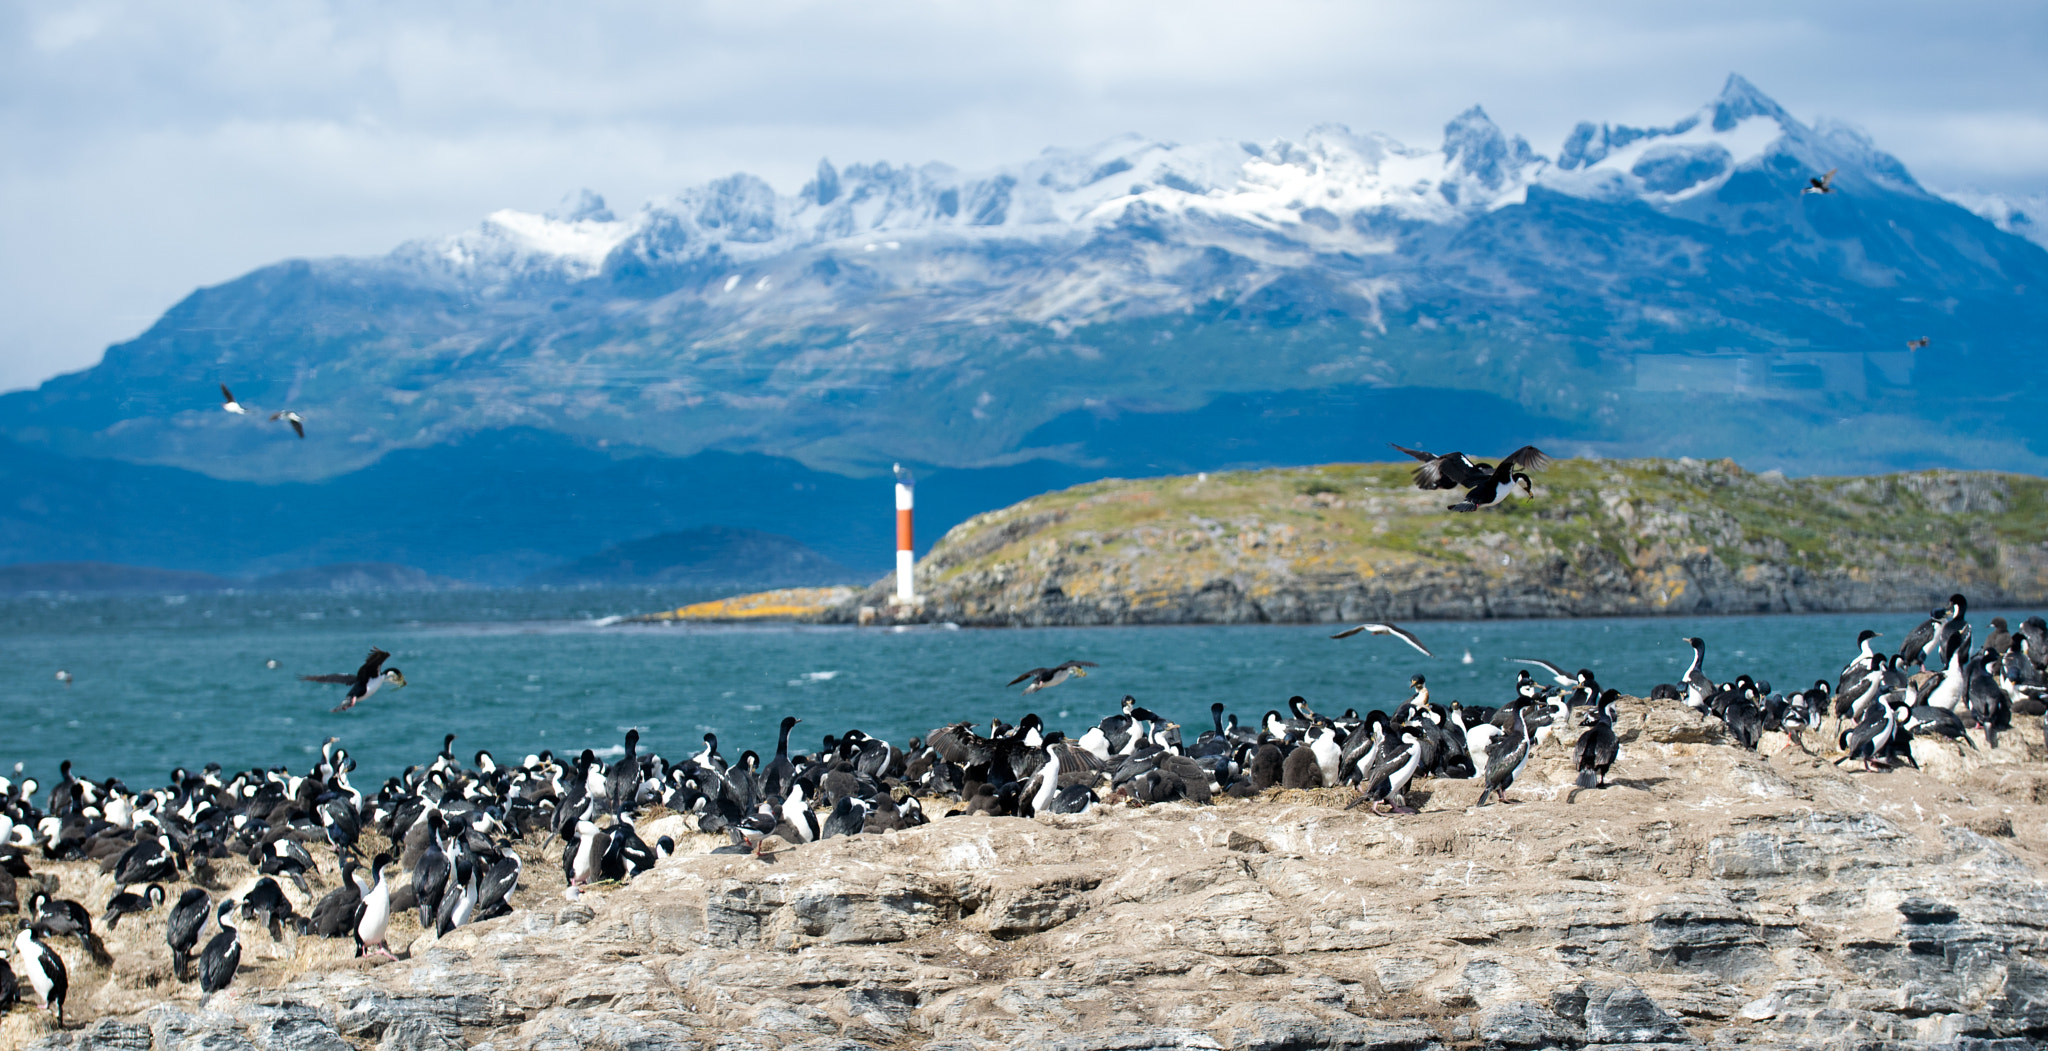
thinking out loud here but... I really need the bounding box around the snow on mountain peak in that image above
[1710,73,1792,132]
[1943,189,2048,249]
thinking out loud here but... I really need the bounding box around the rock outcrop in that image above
[829,458,2048,626]
[13,706,2048,1051]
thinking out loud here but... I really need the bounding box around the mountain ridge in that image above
[0,75,2042,579]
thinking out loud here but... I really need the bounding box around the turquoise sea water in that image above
[0,588,2031,789]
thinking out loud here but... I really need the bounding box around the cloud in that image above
[2,0,2043,391]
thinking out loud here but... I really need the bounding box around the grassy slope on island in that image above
[857,457,2048,624]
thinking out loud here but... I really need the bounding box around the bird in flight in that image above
[1329,622,1433,657]
[1393,444,1549,512]
[270,411,306,438]
[1906,337,1930,352]
[1448,449,1550,512]
[220,384,248,415]
[1803,168,1837,195]
[300,648,407,712]
[1007,661,1098,693]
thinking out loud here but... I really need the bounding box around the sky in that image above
[2,0,2045,393]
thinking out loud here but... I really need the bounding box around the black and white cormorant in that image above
[1350,729,1423,814]
[605,729,641,816]
[1803,168,1837,194]
[198,900,241,995]
[1007,661,1099,693]
[357,853,395,959]
[269,410,306,438]
[413,812,449,927]
[311,857,364,938]
[763,717,801,801]
[166,888,210,981]
[14,922,65,1025]
[1572,692,1620,790]
[1397,445,1548,511]
[780,783,822,843]
[1477,706,1533,806]
[219,382,248,415]
[1448,450,1548,512]
[104,883,166,929]
[1680,637,1714,712]
[300,648,408,713]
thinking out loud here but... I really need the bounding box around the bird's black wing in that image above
[1412,453,1482,490]
[299,674,357,684]
[1499,446,1551,473]
[1006,669,1051,686]
[220,383,235,404]
[357,649,391,678]
[1388,443,1437,463]
[289,417,305,438]
[1896,619,1937,663]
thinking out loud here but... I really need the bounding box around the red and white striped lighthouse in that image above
[893,463,916,603]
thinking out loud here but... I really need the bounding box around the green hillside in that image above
[842,457,2048,625]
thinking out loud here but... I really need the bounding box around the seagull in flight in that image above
[270,411,306,438]
[1803,168,1837,195]
[1007,661,1099,693]
[1329,622,1433,657]
[1505,657,1576,689]
[220,384,248,415]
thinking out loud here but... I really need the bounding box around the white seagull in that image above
[1329,622,1433,657]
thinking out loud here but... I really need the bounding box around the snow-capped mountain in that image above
[392,75,1923,315]
[1943,189,2048,250]
[2,75,2043,499]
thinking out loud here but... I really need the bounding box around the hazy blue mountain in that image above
[250,562,465,592]
[523,527,857,588]
[0,562,234,594]
[1,75,2044,581]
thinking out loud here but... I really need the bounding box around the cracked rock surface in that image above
[15,705,2048,1051]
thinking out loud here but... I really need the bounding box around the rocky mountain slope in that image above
[843,456,2048,625]
[11,705,2048,1050]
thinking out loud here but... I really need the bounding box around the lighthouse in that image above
[893,463,916,603]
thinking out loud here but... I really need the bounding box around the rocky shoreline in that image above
[818,459,2048,628]
[11,704,2048,1051]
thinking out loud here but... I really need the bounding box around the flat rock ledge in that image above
[16,707,2048,1051]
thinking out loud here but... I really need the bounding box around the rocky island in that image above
[10,704,2048,1051]
[830,458,2048,626]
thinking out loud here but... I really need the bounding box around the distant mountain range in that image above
[0,560,460,594]
[522,527,855,588]
[1,74,2043,584]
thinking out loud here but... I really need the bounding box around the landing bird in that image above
[300,648,407,712]
[269,410,305,438]
[219,383,248,415]
[1448,447,1550,513]
[1907,337,1930,352]
[1330,622,1433,657]
[1007,661,1098,693]
[1803,168,1837,195]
